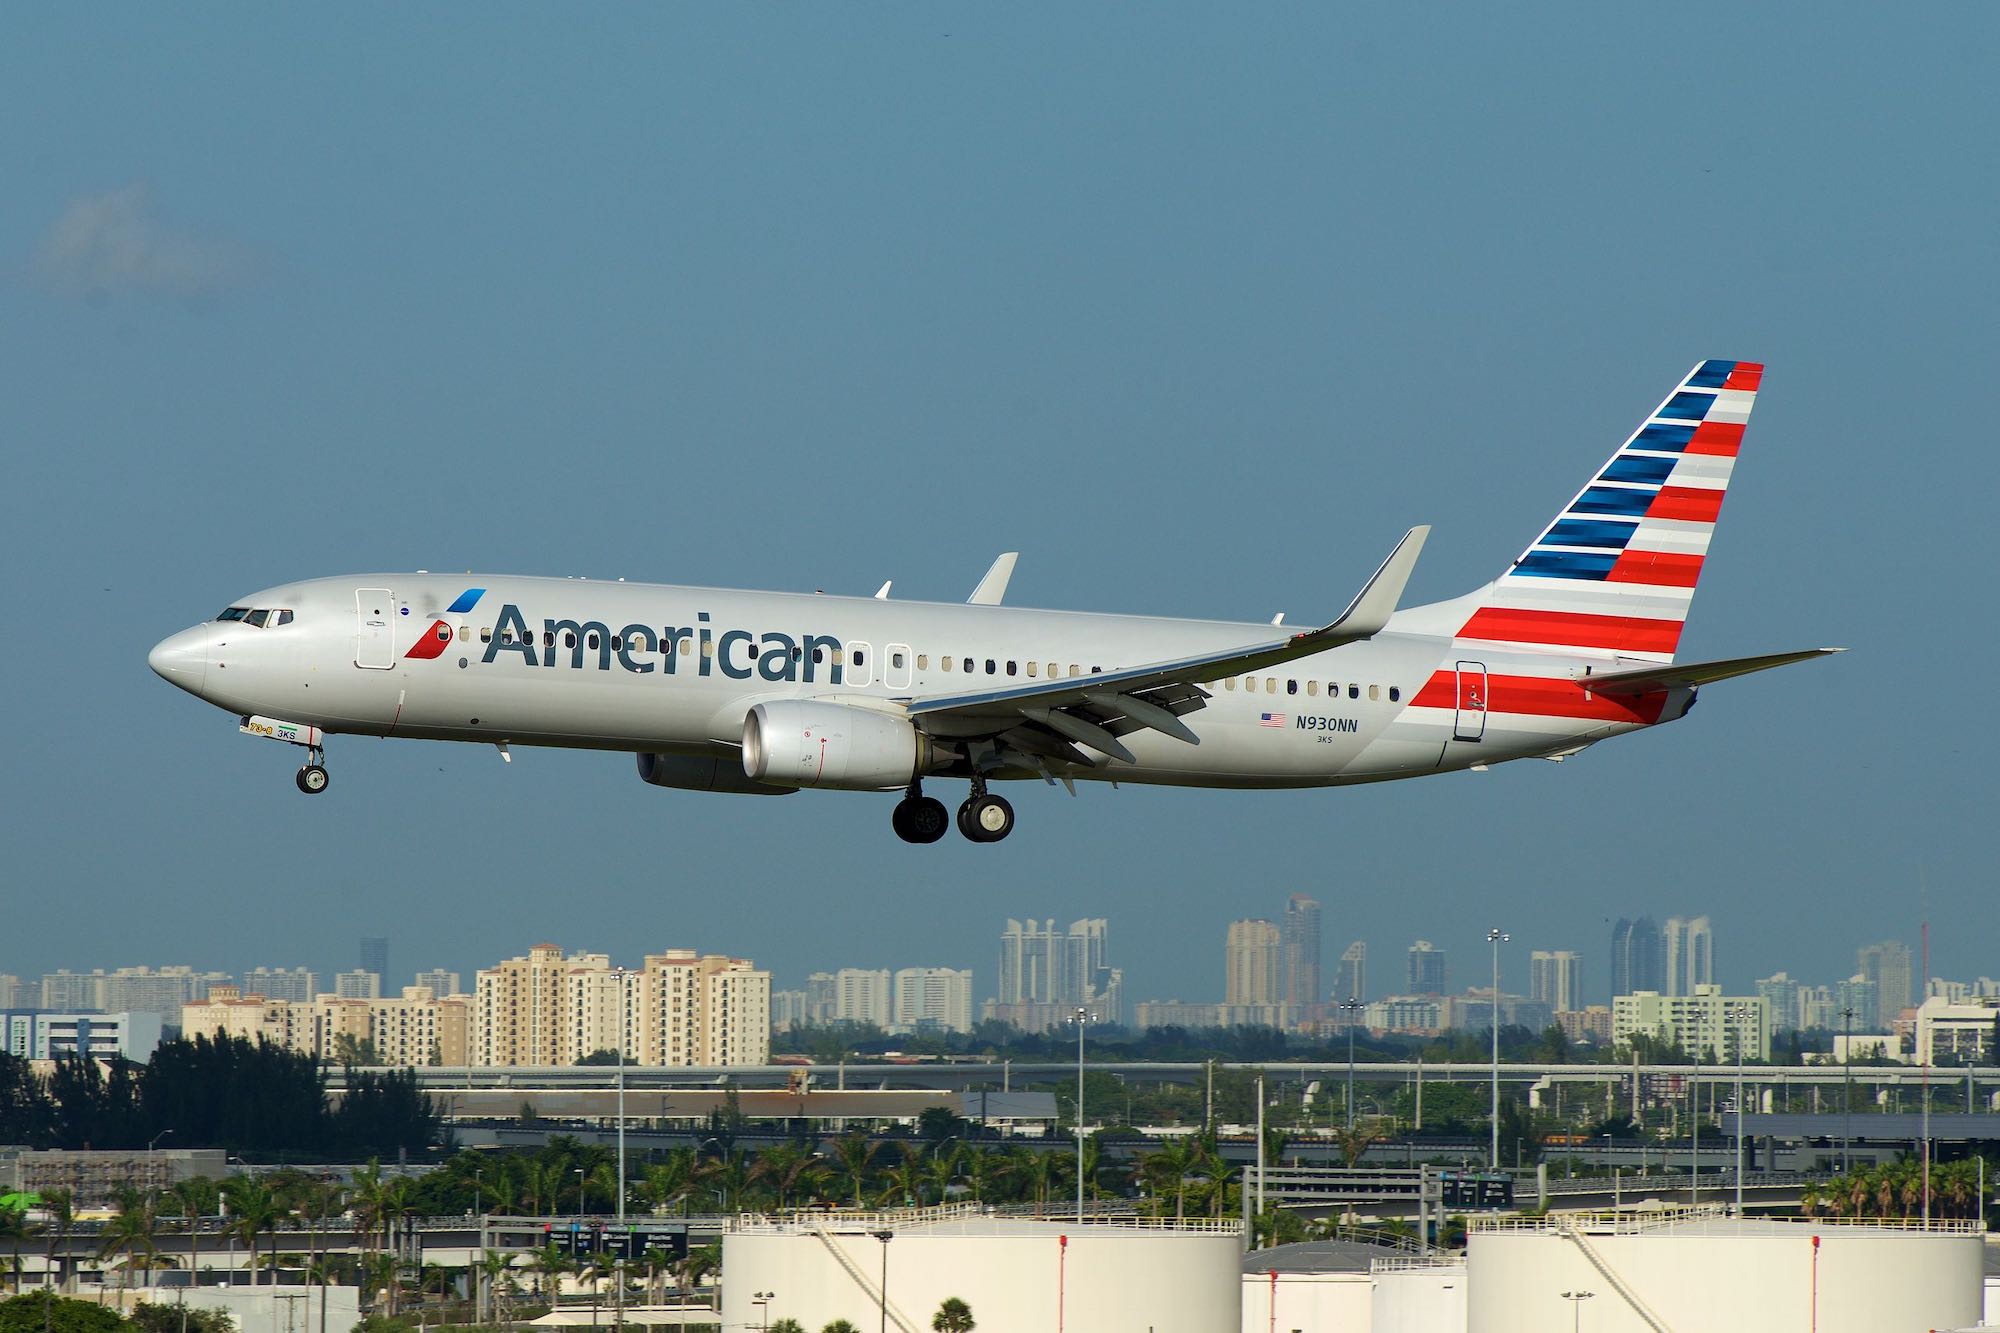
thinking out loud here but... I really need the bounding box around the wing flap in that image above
[1583,647,1844,695]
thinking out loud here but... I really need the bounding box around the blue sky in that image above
[4,6,1993,1011]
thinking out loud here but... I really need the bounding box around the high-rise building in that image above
[1530,951,1584,1013]
[893,968,974,1033]
[1333,941,1367,1006]
[412,969,462,998]
[334,970,381,1000]
[1226,920,1283,1007]
[1833,975,1882,1034]
[1406,941,1447,995]
[35,968,227,1024]
[833,969,893,1027]
[0,1010,164,1061]
[1611,985,1769,1061]
[359,937,390,987]
[1756,972,1800,1031]
[995,919,1121,1026]
[1661,916,1714,997]
[1610,918,1665,999]
[185,984,468,1066]
[242,968,319,1004]
[0,976,20,1010]
[1282,895,1322,1008]
[1857,941,1913,1030]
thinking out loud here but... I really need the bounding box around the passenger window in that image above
[963,657,973,673]
[1287,679,1298,695]
[1047,663,1060,679]
[917,654,928,670]
[1071,664,1081,677]
[565,632,578,649]
[609,635,620,651]
[1348,684,1359,699]
[892,651,905,669]
[853,650,866,666]
[543,631,555,648]
[1091,666,1103,674]
[941,656,953,672]
[1389,686,1401,702]
[811,647,822,663]
[500,630,514,644]
[1265,677,1277,693]
[481,628,493,644]
[1307,680,1319,697]
[1224,678,1236,691]
[1369,684,1380,701]
[985,659,997,675]
[1006,660,1017,676]
[702,640,715,658]
[434,624,450,643]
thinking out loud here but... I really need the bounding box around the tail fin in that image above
[1454,359,1763,662]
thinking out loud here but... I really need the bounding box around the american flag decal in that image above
[1259,712,1287,728]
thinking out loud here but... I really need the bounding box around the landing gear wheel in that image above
[892,795,950,844]
[958,793,1015,843]
[296,764,330,795]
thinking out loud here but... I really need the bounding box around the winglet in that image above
[1311,525,1429,642]
[874,581,893,600]
[967,553,1019,606]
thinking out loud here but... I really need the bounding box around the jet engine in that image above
[741,699,927,790]
[636,751,796,796]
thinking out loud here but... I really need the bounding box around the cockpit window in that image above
[246,609,271,628]
[219,607,295,627]
[217,607,251,622]
[274,609,294,626]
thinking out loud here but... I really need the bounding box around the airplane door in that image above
[355,588,395,669]
[1453,660,1488,741]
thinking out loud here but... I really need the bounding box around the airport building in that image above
[0,1009,163,1061]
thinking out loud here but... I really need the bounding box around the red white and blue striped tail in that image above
[1455,359,1762,663]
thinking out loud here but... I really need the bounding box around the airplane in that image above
[149,360,1838,844]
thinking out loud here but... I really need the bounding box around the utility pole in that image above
[1487,927,1509,1170]
[1254,1071,1266,1243]
[1068,1007,1092,1223]
[1341,997,1364,1131]
[1840,1006,1856,1174]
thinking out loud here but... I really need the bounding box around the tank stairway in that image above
[812,1225,920,1333]
[1556,1219,1676,1333]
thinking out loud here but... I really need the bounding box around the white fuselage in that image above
[148,572,1681,791]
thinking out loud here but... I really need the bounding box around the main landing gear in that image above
[295,745,330,795]
[891,777,1014,844]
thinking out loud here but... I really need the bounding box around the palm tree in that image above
[220,1176,284,1288]
[1134,1140,1199,1221]
[831,1134,879,1208]
[1,1203,32,1294]
[39,1189,74,1293]
[525,1243,572,1306]
[640,1152,699,1217]
[750,1144,820,1211]
[477,1248,517,1324]
[930,1296,975,1332]
[673,1243,720,1304]
[823,1322,861,1333]
[97,1188,161,1300]
[875,1145,925,1209]
[1018,1150,1059,1217]
[164,1177,219,1292]
[700,1151,750,1215]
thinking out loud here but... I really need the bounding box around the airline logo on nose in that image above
[405,588,485,659]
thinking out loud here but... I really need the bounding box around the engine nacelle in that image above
[742,699,925,790]
[636,751,796,796]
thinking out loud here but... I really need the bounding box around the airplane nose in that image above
[149,625,209,693]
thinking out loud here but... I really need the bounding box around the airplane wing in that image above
[1581,647,1845,696]
[907,527,1429,764]
[967,553,1019,606]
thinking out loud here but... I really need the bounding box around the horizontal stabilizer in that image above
[1583,647,1844,696]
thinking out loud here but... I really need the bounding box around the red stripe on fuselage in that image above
[1457,607,1684,655]
[405,621,453,659]
[1722,362,1764,391]
[1605,550,1705,588]
[1684,421,1744,456]
[1411,670,1667,725]
[1646,486,1725,523]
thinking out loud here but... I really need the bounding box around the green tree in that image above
[822,1322,860,1333]
[930,1296,975,1332]
[128,1303,235,1333]
[163,1177,220,1290]
[0,1207,30,1295]
[0,1292,124,1333]
[220,1176,284,1288]
[768,1321,806,1333]
[830,1135,878,1209]
[96,1188,160,1294]
[38,1191,73,1294]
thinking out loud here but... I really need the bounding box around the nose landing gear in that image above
[295,744,330,795]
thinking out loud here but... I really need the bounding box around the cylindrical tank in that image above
[1467,1212,1983,1333]
[723,1212,1241,1333]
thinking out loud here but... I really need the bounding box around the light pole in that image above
[1487,927,1509,1170]
[1729,1002,1750,1214]
[1340,997,1363,1131]
[148,1129,174,1189]
[1067,1007,1093,1223]
[1560,1290,1595,1332]
[871,1231,892,1333]
[614,967,629,1225]
[1839,1006,1856,1175]
[575,1167,587,1218]
[751,1290,774,1333]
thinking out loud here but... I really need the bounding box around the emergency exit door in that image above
[355,588,395,669]
[1453,660,1488,741]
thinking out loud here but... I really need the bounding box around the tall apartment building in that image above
[241,968,318,1004]
[1610,918,1665,999]
[893,968,973,1033]
[335,970,382,1000]
[1529,951,1584,1014]
[833,969,893,1027]
[0,976,21,1010]
[184,985,468,1065]
[1282,895,1322,1008]
[1406,941,1447,995]
[1611,985,1770,1061]
[470,944,768,1068]
[995,919,1122,1027]
[1662,916,1714,997]
[1333,942,1367,1006]
[360,937,390,988]
[1756,972,1800,1031]
[412,969,463,998]
[35,967,228,1024]
[1833,976,1882,1033]
[1857,941,1913,1030]
[1225,920,1283,1007]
